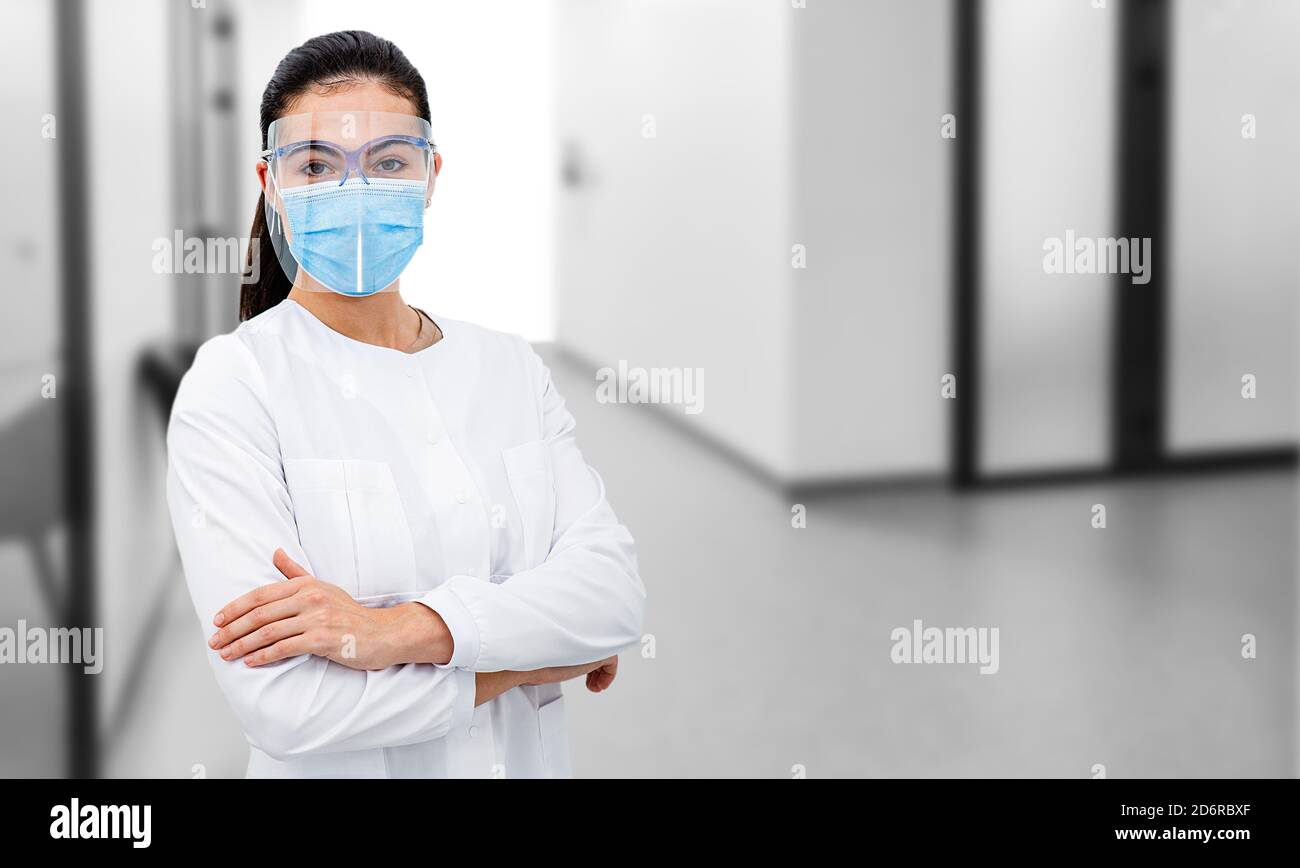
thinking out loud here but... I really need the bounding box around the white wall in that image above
[788,0,952,481]
[553,0,953,485]
[1166,0,1300,453]
[0,0,61,418]
[554,0,794,478]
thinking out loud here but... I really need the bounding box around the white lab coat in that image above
[165,299,645,778]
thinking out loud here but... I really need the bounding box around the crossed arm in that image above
[206,548,620,705]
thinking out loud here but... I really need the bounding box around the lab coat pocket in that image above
[537,693,572,779]
[282,459,417,598]
[501,440,556,570]
[341,460,418,598]
[283,459,359,595]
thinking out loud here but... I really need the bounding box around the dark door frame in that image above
[55,0,98,778]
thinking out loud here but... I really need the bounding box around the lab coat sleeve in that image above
[166,335,476,760]
[417,343,646,671]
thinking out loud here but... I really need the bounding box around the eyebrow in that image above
[365,139,410,154]
[275,141,348,162]
[285,139,345,152]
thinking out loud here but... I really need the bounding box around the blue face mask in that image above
[278,177,426,297]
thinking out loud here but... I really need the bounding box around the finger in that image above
[273,548,312,580]
[213,579,300,628]
[209,597,302,650]
[586,658,612,690]
[590,666,615,692]
[220,616,309,662]
[244,634,314,667]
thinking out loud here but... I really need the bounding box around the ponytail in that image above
[240,191,293,321]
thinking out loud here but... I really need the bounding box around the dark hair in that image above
[240,30,432,321]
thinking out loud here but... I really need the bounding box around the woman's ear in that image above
[426,152,441,207]
[256,160,269,196]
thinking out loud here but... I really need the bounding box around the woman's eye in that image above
[302,161,332,176]
[374,158,406,173]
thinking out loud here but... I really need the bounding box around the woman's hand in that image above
[524,655,618,692]
[474,656,619,706]
[208,549,453,670]
[585,656,618,693]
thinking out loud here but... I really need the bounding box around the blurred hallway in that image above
[2,0,1297,783]
[97,347,1296,778]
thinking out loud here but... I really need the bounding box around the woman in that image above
[166,30,645,779]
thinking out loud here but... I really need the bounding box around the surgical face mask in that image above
[275,176,426,297]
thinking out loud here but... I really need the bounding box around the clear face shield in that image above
[262,111,436,296]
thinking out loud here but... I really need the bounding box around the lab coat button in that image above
[428,430,442,445]
[468,725,479,739]
[455,489,468,504]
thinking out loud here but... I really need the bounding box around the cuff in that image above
[416,582,481,669]
[449,667,476,732]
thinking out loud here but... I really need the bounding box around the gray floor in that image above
[5,349,1294,777]
[553,350,1297,778]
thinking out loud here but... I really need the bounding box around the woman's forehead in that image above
[274,79,424,141]
[285,78,418,115]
